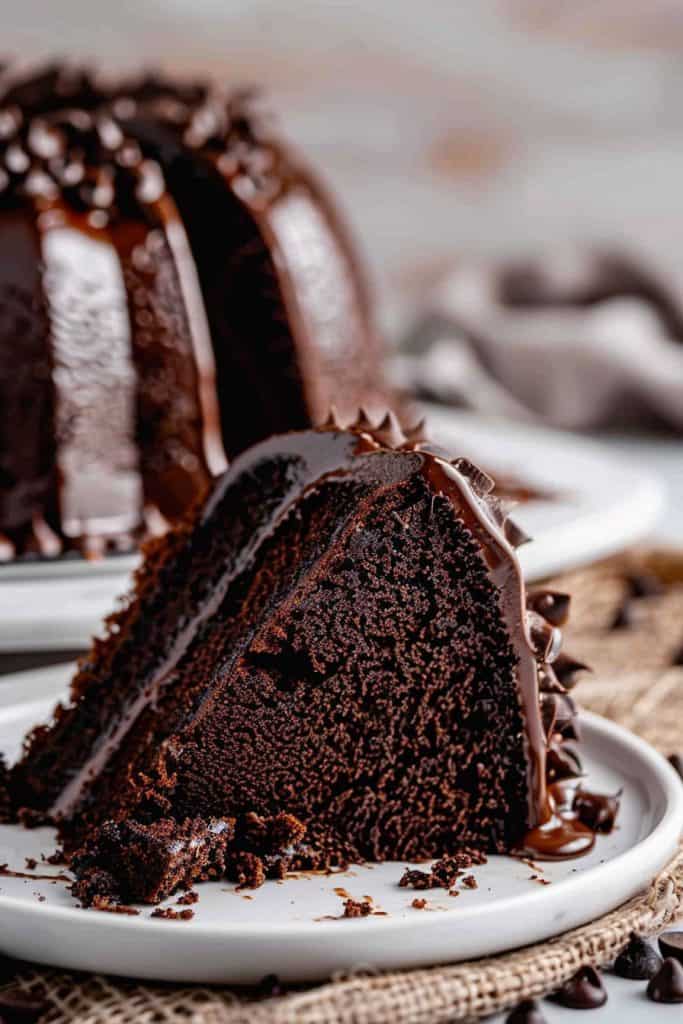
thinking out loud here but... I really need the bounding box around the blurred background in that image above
[1,0,682,650]
[5,0,683,321]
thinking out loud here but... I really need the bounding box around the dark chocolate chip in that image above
[625,571,663,599]
[528,590,571,627]
[257,973,284,998]
[572,789,620,834]
[609,600,638,630]
[658,931,683,965]
[0,989,49,1023]
[551,965,607,1009]
[0,955,19,987]
[505,998,547,1023]
[613,933,662,980]
[646,958,683,1003]
[667,754,683,780]
[553,654,589,689]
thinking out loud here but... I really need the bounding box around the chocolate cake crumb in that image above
[151,907,194,921]
[24,858,37,871]
[461,874,478,889]
[398,869,433,891]
[225,812,309,889]
[71,868,120,908]
[228,851,266,890]
[16,807,47,829]
[91,896,140,916]
[176,890,198,906]
[411,898,427,909]
[399,851,486,891]
[71,817,234,905]
[45,849,65,866]
[342,898,372,918]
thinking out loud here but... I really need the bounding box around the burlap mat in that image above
[7,549,683,1023]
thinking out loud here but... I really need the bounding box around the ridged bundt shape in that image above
[0,65,384,559]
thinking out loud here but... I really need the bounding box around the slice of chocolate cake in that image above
[9,414,593,903]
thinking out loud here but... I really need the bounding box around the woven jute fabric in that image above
[7,548,683,1023]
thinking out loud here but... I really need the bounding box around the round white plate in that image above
[0,665,680,984]
[0,411,665,652]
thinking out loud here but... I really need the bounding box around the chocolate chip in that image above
[0,989,49,1023]
[572,789,620,834]
[668,754,683,780]
[658,930,683,965]
[257,973,283,998]
[625,571,664,599]
[609,600,638,630]
[505,998,547,1023]
[551,965,607,1009]
[553,654,589,690]
[542,692,578,741]
[528,590,571,627]
[0,955,19,987]
[613,933,662,979]
[646,958,683,1003]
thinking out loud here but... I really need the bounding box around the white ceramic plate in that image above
[0,665,680,984]
[0,411,664,652]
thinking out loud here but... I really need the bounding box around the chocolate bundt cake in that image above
[9,414,598,905]
[0,64,382,560]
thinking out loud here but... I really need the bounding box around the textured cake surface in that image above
[8,417,592,904]
[0,64,383,560]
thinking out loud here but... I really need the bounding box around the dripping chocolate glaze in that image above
[49,416,601,858]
